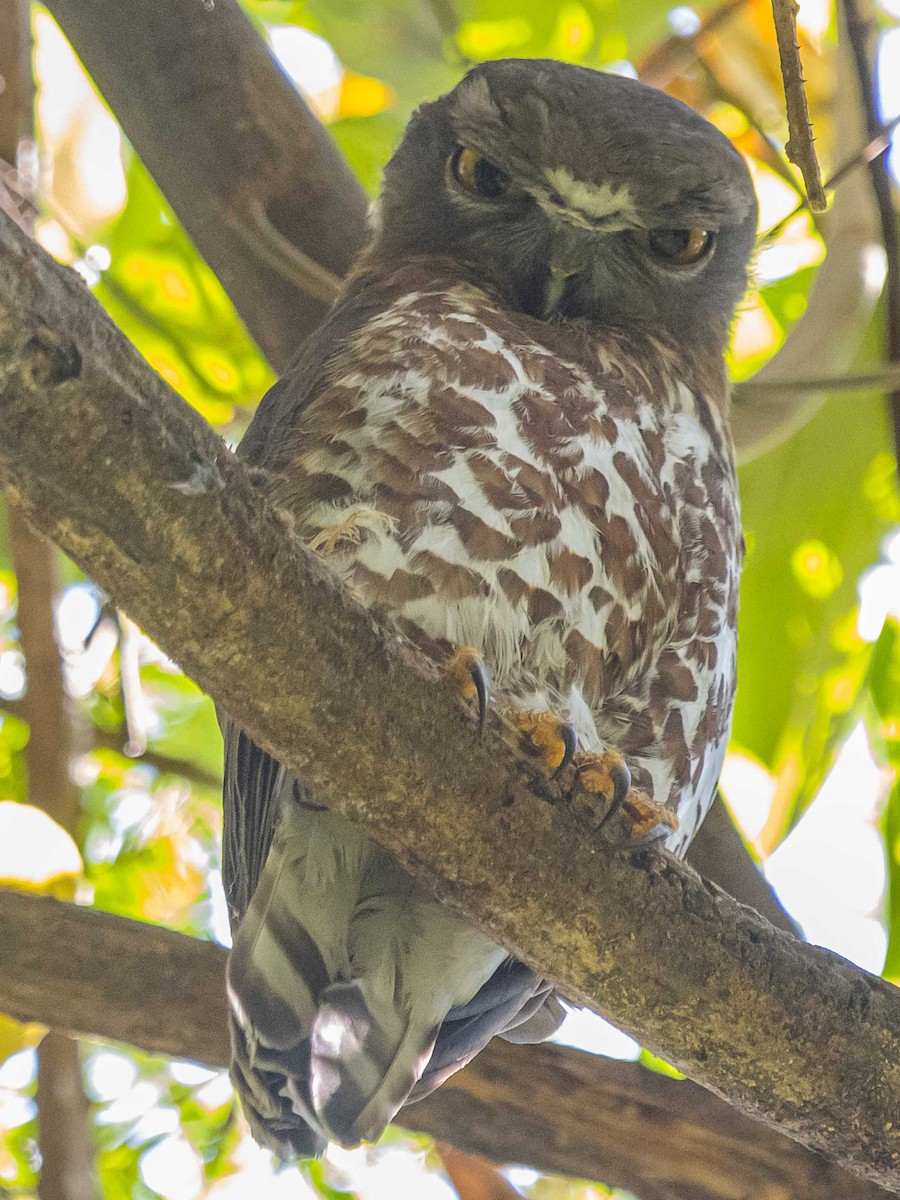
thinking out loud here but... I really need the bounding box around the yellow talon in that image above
[446,647,490,732]
[505,710,577,773]
[576,749,679,840]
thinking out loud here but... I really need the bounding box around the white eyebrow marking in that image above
[543,168,636,224]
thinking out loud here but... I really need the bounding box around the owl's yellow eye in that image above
[450,146,510,198]
[645,227,714,266]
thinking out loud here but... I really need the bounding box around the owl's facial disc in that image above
[376,59,757,350]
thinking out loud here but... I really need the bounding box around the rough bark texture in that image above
[0,890,888,1200]
[1,213,899,1189]
[9,509,99,1200]
[685,796,801,937]
[42,0,369,371]
[1,205,899,1187]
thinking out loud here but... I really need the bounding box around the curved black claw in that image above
[469,656,490,736]
[596,758,632,831]
[551,722,579,779]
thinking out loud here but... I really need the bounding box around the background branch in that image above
[0,4,96,1196]
[0,890,887,1200]
[1,211,899,1188]
[42,0,369,372]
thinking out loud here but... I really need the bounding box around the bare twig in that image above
[2,212,900,1187]
[735,365,900,396]
[0,891,889,1200]
[770,0,826,210]
[757,114,900,247]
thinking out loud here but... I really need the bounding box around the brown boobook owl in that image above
[222,58,757,1158]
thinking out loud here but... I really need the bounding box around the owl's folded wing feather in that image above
[221,714,563,1154]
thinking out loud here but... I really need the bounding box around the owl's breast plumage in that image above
[270,282,739,852]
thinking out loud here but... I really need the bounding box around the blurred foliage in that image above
[2,0,900,1198]
[88,159,274,429]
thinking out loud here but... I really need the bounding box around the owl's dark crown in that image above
[371,59,757,356]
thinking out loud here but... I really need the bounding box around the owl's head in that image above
[373,59,757,355]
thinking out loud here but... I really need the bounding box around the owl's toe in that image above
[575,750,678,843]
[619,787,679,843]
[503,710,578,775]
[446,646,490,734]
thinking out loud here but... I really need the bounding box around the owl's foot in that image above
[446,646,490,734]
[308,506,396,555]
[576,750,678,844]
[503,710,578,776]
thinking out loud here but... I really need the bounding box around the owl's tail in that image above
[226,799,507,1153]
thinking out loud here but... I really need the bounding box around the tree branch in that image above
[770,0,826,210]
[41,0,369,372]
[682,795,801,937]
[1,211,899,1188]
[1,6,97,1195]
[0,890,888,1200]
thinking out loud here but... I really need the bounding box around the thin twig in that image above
[735,366,900,397]
[758,114,900,246]
[840,0,900,474]
[770,0,827,210]
[639,0,749,88]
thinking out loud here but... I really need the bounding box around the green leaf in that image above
[139,665,224,782]
[733,393,893,840]
[302,1158,357,1199]
[90,154,274,426]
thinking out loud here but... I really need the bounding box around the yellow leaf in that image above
[337,73,395,120]
[457,18,531,58]
[0,1014,44,1067]
[550,4,594,60]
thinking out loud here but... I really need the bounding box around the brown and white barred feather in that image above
[223,265,740,1154]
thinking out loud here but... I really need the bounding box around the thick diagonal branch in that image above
[0,890,887,1200]
[0,212,899,1189]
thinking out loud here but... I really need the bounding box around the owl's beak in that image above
[542,263,575,318]
[541,235,596,319]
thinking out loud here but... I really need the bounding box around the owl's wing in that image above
[220,713,288,928]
